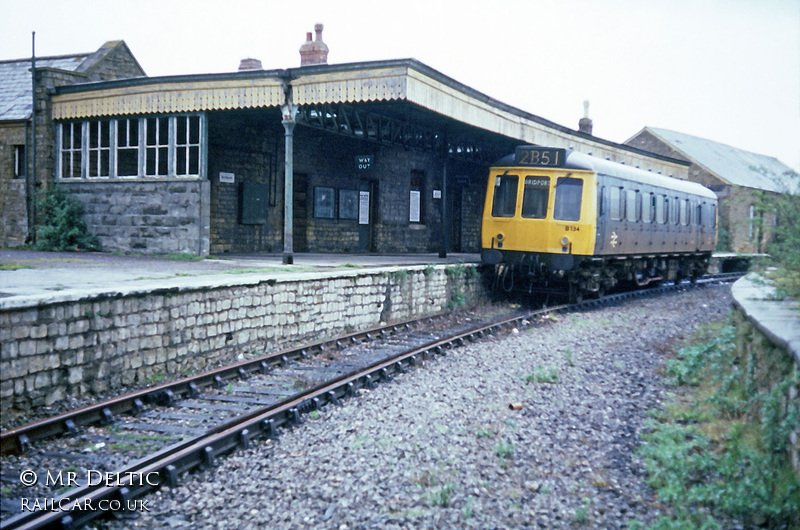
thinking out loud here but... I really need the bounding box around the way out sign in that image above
[355,155,373,171]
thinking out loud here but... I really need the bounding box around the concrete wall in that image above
[0,264,486,414]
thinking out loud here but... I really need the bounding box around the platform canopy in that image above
[52,58,688,176]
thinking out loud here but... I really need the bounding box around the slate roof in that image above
[642,127,798,194]
[0,53,89,121]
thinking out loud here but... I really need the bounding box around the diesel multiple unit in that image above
[481,147,717,301]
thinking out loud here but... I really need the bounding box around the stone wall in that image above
[62,179,210,255]
[731,275,800,475]
[0,264,487,415]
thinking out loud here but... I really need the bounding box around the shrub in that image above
[35,187,100,252]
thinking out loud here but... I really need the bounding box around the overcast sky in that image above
[3,0,799,171]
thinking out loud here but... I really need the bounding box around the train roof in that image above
[493,149,717,200]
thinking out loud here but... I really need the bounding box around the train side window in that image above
[491,174,519,217]
[521,176,550,219]
[711,204,716,228]
[553,177,583,221]
[657,195,666,224]
[626,190,639,222]
[642,192,654,223]
[673,197,681,225]
[610,187,623,220]
[696,203,703,226]
[680,199,689,225]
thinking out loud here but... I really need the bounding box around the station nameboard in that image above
[514,147,566,168]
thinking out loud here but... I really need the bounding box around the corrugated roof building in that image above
[626,127,799,253]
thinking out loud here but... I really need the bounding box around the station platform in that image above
[0,250,481,308]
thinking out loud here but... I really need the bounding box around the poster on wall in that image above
[315,187,335,219]
[339,189,359,219]
[359,191,370,225]
[409,190,421,223]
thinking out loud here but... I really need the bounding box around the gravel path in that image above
[101,286,732,529]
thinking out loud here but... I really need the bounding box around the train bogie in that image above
[481,147,717,301]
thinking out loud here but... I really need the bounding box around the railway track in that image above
[0,273,741,530]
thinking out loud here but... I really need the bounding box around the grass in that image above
[525,366,560,384]
[0,262,36,270]
[638,319,800,528]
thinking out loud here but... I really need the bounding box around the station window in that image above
[117,119,139,177]
[175,116,201,177]
[492,174,518,217]
[521,176,549,219]
[57,115,203,180]
[14,145,25,178]
[145,117,170,177]
[610,187,624,220]
[60,122,82,179]
[553,177,583,222]
[87,120,111,178]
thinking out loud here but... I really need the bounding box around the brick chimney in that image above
[299,23,329,66]
[238,57,263,71]
[578,100,593,135]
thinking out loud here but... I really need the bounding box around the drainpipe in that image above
[439,157,448,258]
[281,81,297,264]
[28,31,37,244]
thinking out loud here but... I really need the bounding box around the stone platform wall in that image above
[0,264,486,414]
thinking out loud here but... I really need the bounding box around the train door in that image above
[293,173,308,252]
[358,180,377,252]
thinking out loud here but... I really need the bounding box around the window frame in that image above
[521,175,551,219]
[57,114,205,180]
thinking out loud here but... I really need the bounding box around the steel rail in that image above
[0,273,741,530]
[1,315,445,456]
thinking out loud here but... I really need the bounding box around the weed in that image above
[462,495,475,519]
[225,383,234,394]
[428,482,456,507]
[639,320,800,528]
[476,428,494,438]
[525,366,560,384]
[423,264,435,276]
[495,440,514,461]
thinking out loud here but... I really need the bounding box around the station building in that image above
[1,28,689,258]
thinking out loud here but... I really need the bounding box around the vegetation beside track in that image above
[637,319,800,529]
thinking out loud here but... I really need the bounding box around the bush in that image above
[35,187,100,252]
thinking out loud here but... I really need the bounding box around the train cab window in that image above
[521,176,550,219]
[553,177,583,221]
[492,174,519,217]
[610,187,623,220]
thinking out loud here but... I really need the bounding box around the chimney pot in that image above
[578,100,593,135]
[299,23,329,66]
